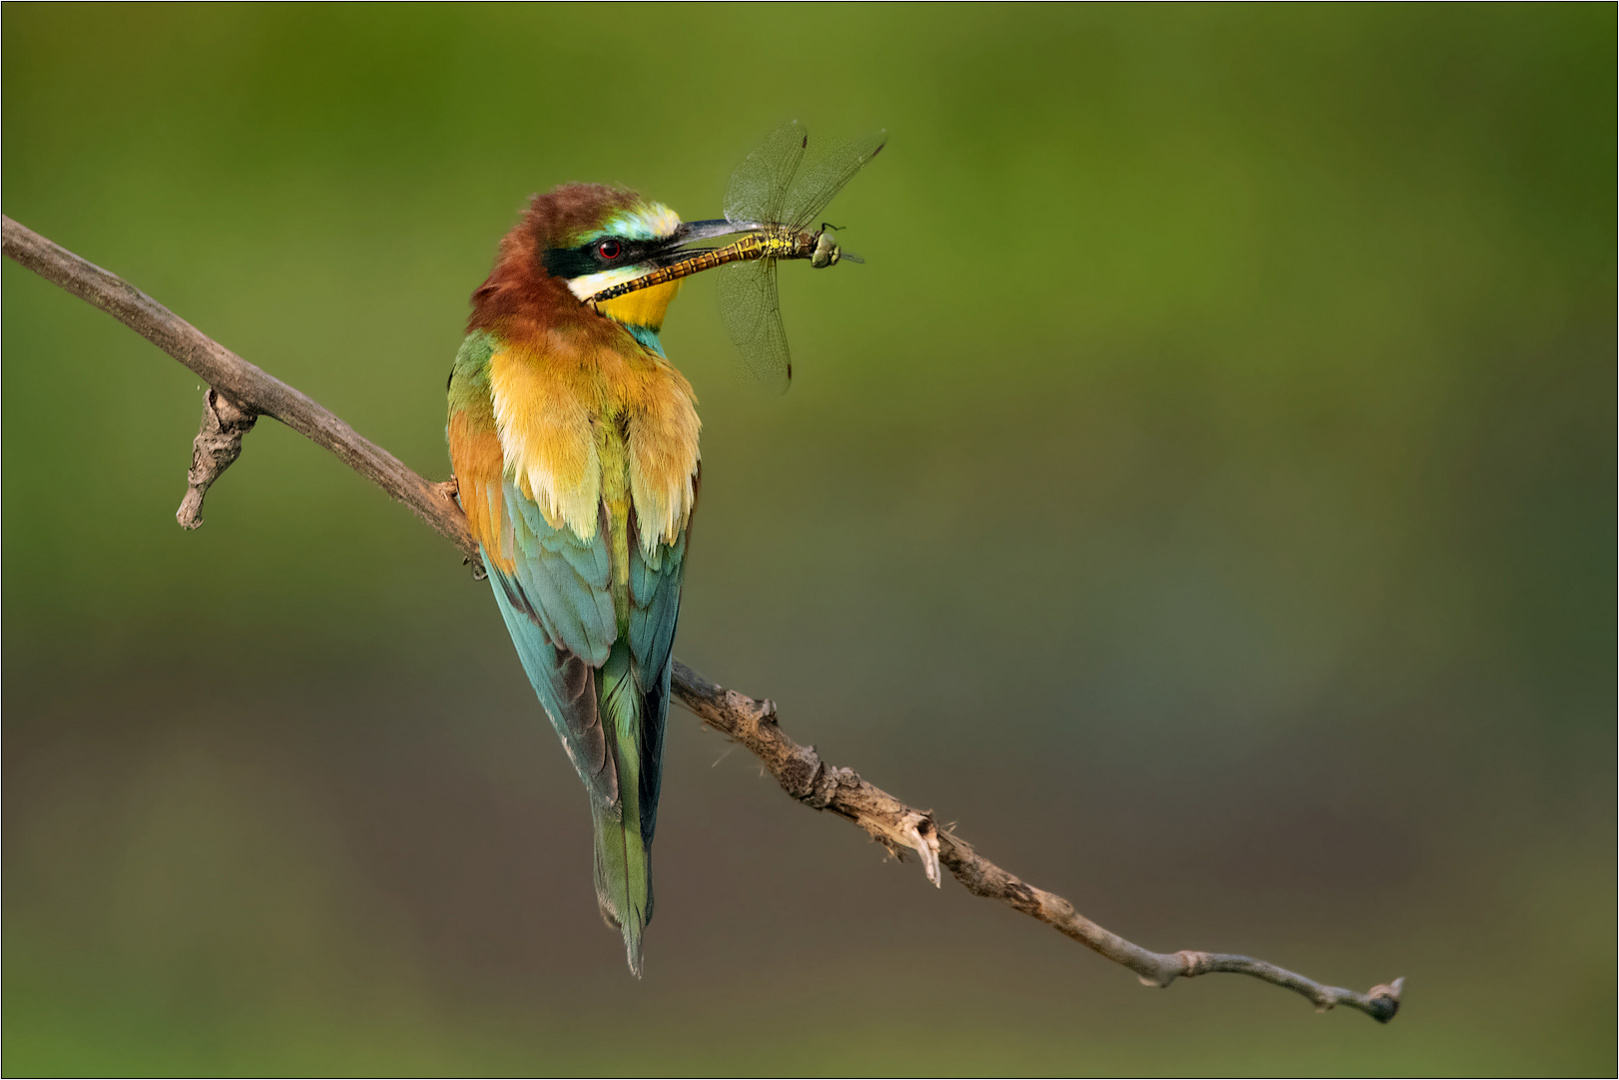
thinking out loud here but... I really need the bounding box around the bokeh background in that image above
[4,5,1614,1075]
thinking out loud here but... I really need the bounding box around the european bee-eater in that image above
[446,184,736,975]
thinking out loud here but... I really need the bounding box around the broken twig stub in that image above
[176,387,258,529]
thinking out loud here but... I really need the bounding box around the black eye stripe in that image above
[542,236,666,279]
[591,237,659,264]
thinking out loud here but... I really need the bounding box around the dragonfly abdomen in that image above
[590,232,807,304]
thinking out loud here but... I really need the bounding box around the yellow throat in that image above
[597,277,683,330]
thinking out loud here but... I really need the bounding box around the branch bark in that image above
[3,213,1404,1023]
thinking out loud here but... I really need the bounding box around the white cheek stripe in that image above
[566,266,643,300]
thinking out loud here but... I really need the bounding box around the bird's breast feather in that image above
[488,339,700,550]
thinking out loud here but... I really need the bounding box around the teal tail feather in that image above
[592,642,652,976]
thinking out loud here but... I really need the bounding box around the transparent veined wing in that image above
[715,258,791,393]
[724,120,806,227]
[782,130,887,231]
[711,121,884,391]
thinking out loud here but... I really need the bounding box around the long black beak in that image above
[673,218,752,244]
[635,218,758,271]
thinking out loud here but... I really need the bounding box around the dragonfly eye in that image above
[597,239,622,260]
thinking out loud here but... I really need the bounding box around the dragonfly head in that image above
[809,226,863,268]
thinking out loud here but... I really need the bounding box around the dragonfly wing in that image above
[783,129,887,231]
[724,119,808,226]
[716,258,791,393]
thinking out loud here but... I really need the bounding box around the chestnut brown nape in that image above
[465,183,646,338]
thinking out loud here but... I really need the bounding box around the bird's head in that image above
[470,183,735,338]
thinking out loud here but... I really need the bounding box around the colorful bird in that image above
[446,184,736,975]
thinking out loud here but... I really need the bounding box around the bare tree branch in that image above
[673,662,1403,1021]
[2,213,1404,1023]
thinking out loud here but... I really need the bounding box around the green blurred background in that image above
[4,4,1613,1074]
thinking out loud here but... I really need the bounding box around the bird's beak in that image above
[673,218,751,244]
[634,219,755,273]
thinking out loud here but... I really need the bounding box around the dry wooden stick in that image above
[2,213,1404,1023]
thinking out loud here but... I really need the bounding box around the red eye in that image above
[598,239,622,260]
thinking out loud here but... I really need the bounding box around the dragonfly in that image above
[588,120,886,390]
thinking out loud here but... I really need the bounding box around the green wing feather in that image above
[485,483,688,976]
[627,528,686,846]
[487,482,620,809]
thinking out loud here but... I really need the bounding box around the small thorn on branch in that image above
[891,811,941,887]
[176,387,258,530]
